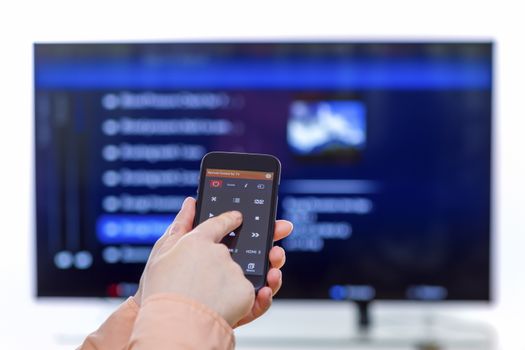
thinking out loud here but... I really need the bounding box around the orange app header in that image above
[206,168,274,180]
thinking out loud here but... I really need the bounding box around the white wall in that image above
[0,1,524,348]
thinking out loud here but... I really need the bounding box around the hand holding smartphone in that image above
[194,152,281,290]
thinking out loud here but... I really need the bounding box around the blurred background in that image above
[0,1,524,349]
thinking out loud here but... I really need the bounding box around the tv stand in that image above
[236,300,494,349]
[355,300,371,333]
[348,299,493,349]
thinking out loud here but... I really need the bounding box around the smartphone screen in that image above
[195,153,280,289]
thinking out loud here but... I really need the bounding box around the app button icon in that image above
[257,184,265,189]
[210,180,223,188]
[233,197,241,203]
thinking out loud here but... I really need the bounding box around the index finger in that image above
[191,211,243,242]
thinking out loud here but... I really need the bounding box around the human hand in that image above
[142,210,255,326]
[134,196,293,326]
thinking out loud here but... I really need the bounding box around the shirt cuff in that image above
[129,293,234,350]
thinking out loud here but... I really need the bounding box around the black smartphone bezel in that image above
[194,151,281,291]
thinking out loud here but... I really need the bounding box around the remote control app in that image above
[198,168,275,276]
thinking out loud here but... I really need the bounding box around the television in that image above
[34,42,492,303]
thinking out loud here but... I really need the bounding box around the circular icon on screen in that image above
[210,180,223,188]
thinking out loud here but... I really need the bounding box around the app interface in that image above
[198,168,275,276]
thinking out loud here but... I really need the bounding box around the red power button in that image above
[210,180,223,188]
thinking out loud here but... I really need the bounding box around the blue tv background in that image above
[34,43,492,300]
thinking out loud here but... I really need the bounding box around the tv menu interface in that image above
[34,43,492,300]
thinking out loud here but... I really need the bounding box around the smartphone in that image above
[194,152,281,290]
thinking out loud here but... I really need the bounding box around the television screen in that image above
[34,42,492,300]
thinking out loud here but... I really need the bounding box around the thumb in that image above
[157,197,196,254]
[166,197,196,240]
[191,211,243,243]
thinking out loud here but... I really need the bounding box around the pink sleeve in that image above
[128,293,235,350]
[78,297,139,350]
